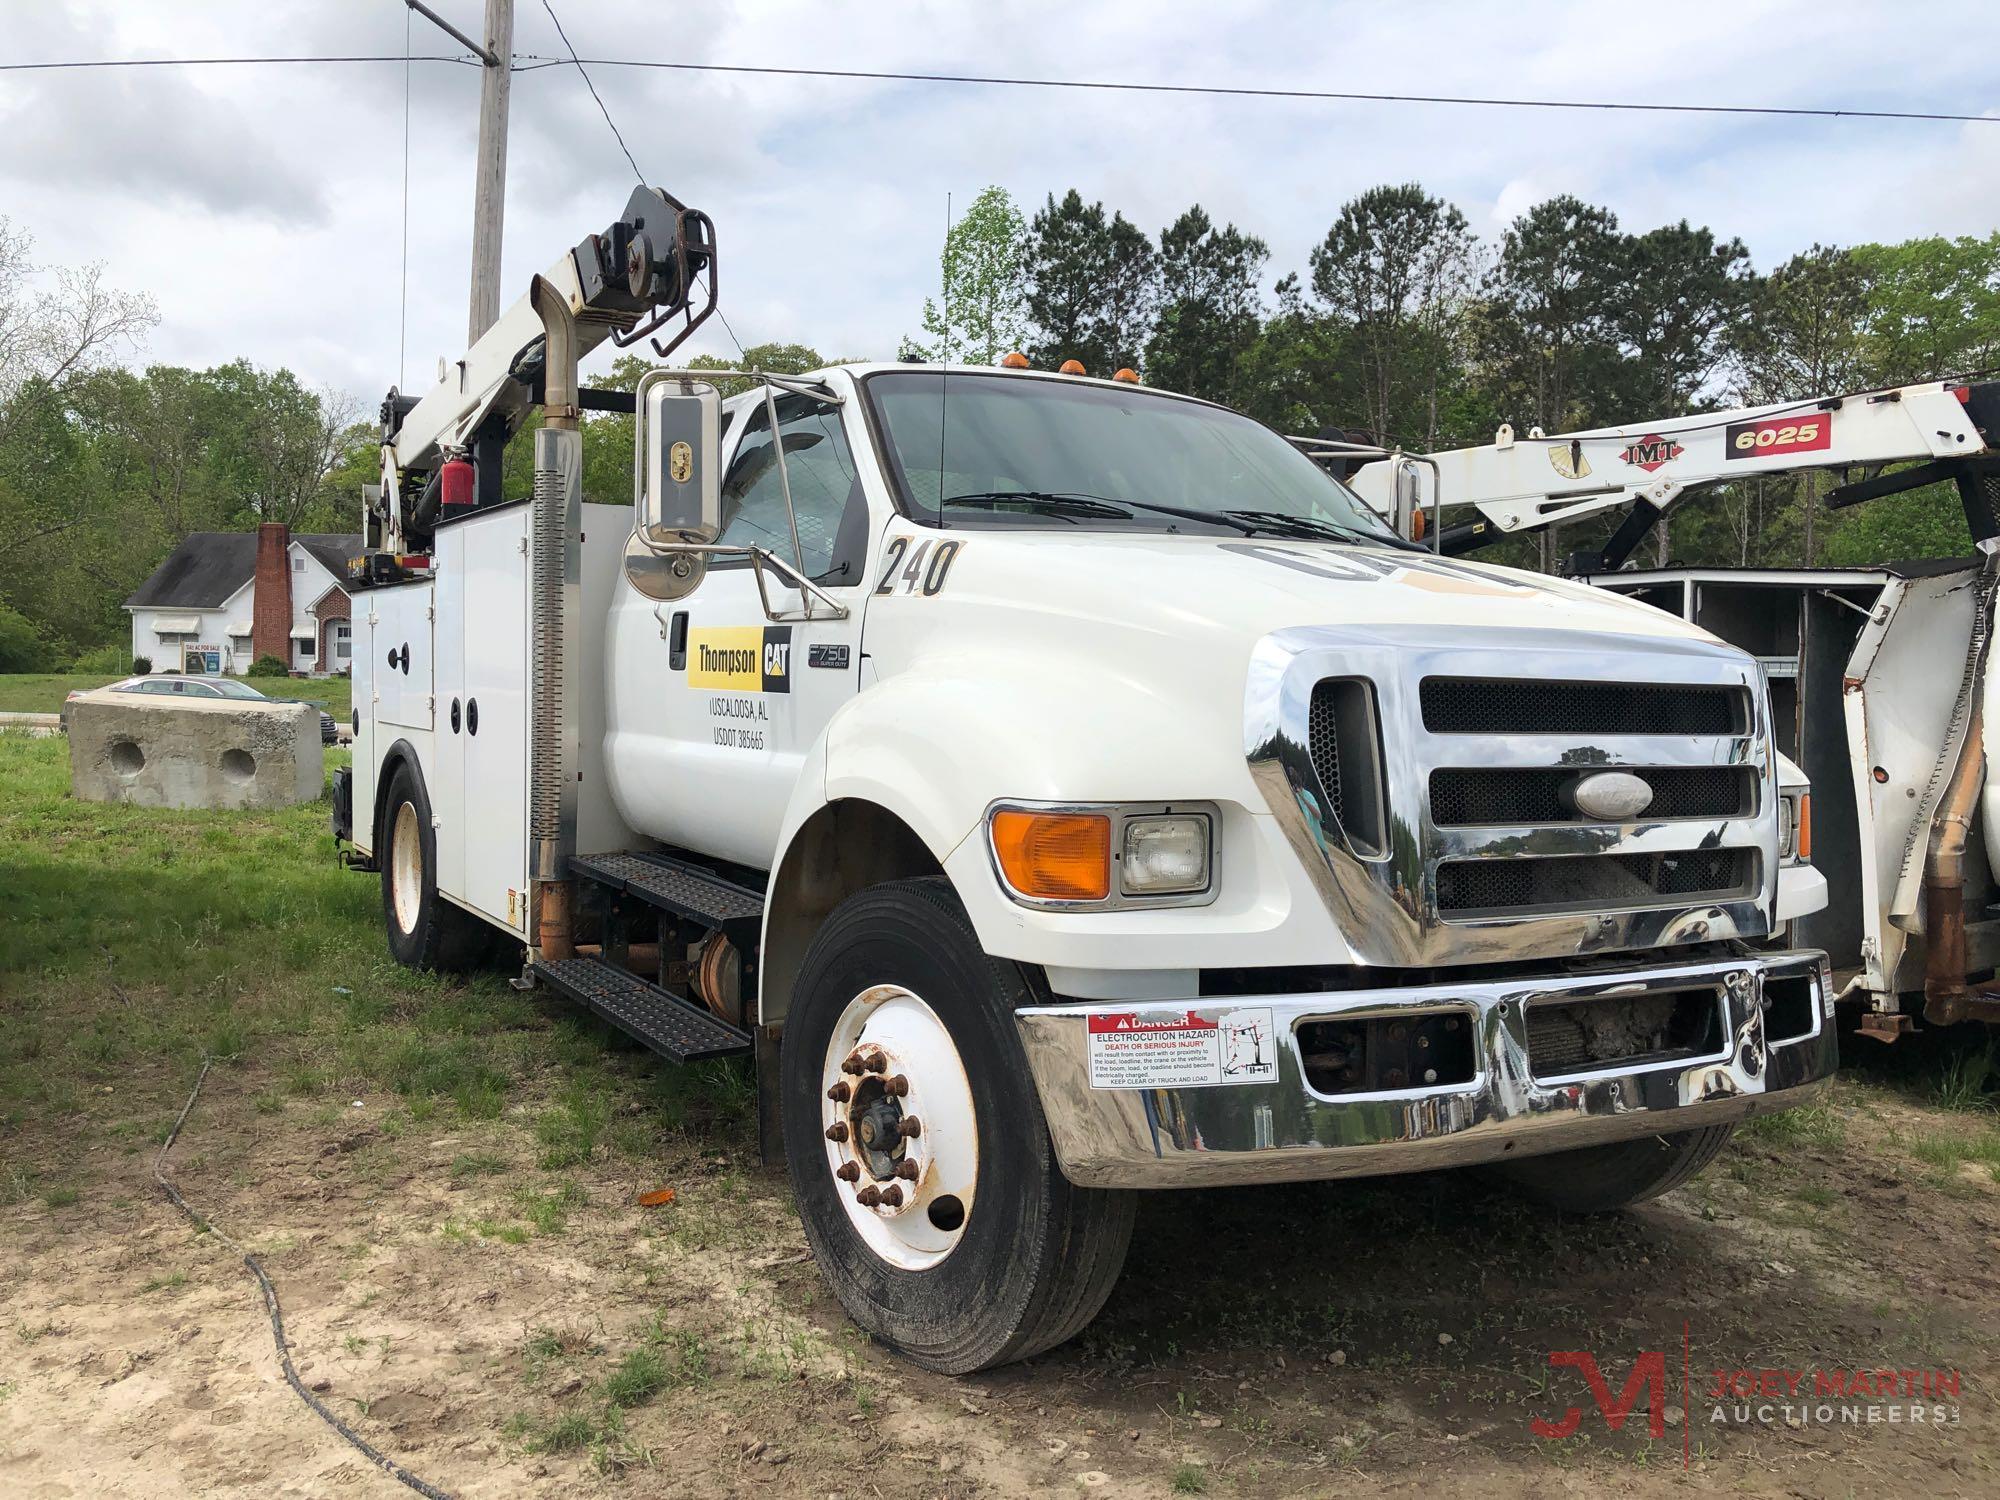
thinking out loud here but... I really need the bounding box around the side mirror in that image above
[1392,459,1425,542]
[639,377,722,543]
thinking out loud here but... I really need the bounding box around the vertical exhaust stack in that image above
[529,274,583,961]
[1923,549,1999,1026]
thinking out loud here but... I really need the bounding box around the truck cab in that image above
[336,198,1834,1373]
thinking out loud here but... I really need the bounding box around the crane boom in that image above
[1347,378,2000,571]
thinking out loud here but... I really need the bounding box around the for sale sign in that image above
[1085,1008,1277,1089]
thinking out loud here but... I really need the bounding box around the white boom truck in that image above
[1348,379,2000,1037]
[333,190,1835,1372]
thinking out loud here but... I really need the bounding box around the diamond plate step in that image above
[570,851,765,944]
[533,955,751,1063]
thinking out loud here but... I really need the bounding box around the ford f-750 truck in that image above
[332,187,1834,1373]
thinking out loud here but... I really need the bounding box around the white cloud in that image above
[3,0,1998,403]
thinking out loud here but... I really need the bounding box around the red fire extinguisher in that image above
[439,449,475,510]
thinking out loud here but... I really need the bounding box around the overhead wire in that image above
[0,55,477,70]
[537,0,644,185]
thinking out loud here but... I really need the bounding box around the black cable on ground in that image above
[154,1058,455,1500]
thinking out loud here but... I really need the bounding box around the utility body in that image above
[334,189,1835,1370]
[1349,379,2000,1033]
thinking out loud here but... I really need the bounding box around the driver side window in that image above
[717,394,865,585]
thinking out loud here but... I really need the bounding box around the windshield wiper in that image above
[1223,509,1424,551]
[940,491,1133,523]
[942,490,1261,535]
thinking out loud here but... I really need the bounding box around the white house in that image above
[124,524,360,676]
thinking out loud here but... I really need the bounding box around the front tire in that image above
[379,762,491,972]
[1486,1123,1737,1213]
[781,878,1135,1373]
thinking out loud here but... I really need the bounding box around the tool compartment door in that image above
[435,508,530,934]
[368,581,435,732]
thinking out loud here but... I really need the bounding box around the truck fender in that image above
[759,662,1252,1026]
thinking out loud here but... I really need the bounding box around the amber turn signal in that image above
[1796,793,1812,863]
[991,809,1112,901]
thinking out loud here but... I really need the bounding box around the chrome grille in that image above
[1246,624,1776,966]
[1421,678,1745,736]
[1428,766,1753,827]
[1435,849,1757,916]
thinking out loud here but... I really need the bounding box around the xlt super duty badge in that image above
[687,626,792,693]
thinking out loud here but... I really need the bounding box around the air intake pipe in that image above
[528,274,582,961]
[1922,548,1998,1026]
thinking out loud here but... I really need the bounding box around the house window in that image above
[296,636,316,661]
[333,621,352,663]
[292,557,305,572]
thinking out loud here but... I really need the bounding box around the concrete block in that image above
[67,694,323,810]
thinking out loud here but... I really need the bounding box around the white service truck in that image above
[334,190,1834,1372]
[1347,378,2000,1037]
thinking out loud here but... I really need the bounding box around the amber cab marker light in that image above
[1797,793,1812,862]
[991,810,1112,902]
[1000,351,1031,369]
[1112,367,1140,384]
[1058,358,1086,375]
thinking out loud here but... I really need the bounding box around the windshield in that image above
[864,371,1400,543]
[208,679,269,700]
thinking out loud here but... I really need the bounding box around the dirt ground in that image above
[4,1037,1999,1499]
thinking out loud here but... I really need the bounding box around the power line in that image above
[529,57,2000,126]
[8,51,1992,126]
[537,1,644,184]
[0,54,478,71]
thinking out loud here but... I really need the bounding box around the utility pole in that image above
[404,0,513,343]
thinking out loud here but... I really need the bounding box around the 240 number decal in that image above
[1725,414,1831,460]
[873,536,963,596]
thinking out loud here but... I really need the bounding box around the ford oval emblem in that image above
[1571,770,1654,821]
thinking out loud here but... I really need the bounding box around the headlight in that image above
[987,803,1217,909]
[1121,815,1210,895]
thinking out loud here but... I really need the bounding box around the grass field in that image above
[5,725,2000,1496]
[0,672,353,721]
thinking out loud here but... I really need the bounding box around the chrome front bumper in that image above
[1015,950,1835,1188]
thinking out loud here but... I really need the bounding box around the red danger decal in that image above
[1725,414,1831,460]
[1087,1011,1217,1034]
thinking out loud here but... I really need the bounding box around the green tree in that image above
[1310,183,1479,448]
[901,186,1028,365]
[1020,189,1158,374]
[1146,205,1267,404]
[1851,233,2000,385]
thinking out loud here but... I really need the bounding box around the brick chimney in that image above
[252,522,293,666]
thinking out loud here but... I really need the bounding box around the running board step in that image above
[570,850,765,945]
[533,955,752,1063]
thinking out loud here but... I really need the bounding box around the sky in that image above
[3,0,1998,408]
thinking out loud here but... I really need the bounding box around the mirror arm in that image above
[760,381,810,579]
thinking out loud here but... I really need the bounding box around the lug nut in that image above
[878,1184,904,1208]
[897,1117,922,1140]
[826,1081,850,1102]
[894,1160,920,1181]
[887,1073,910,1097]
[840,1053,865,1076]
[824,1122,849,1142]
[864,1054,888,1074]
[856,1185,882,1207]
[835,1161,860,1182]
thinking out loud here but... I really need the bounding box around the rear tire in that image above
[379,762,491,972]
[781,877,1135,1373]
[1486,1123,1737,1214]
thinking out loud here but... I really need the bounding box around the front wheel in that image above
[1485,1123,1737,1213]
[780,878,1135,1373]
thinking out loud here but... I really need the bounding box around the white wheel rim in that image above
[821,985,978,1271]
[390,801,423,935]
